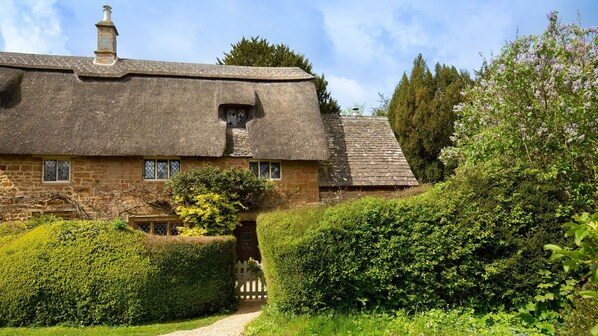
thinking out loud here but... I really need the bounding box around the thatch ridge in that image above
[0,51,314,81]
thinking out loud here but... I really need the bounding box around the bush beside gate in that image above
[257,166,571,314]
[0,218,237,326]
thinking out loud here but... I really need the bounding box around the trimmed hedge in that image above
[0,219,236,326]
[257,166,571,313]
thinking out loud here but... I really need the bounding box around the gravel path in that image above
[160,300,265,336]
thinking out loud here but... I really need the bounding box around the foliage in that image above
[516,271,577,334]
[245,305,542,336]
[111,218,127,230]
[168,166,271,236]
[546,211,598,286]
[560,283,598,336]
[341,102,365,115]
[441,12,597,216]
[388,54,472,183]
[258,165,568,314]
[141,235,237,322]
[371,93,390,116]
[168,166,271,210]
[175,192,240,236]
[545,210,598,334]
[218,36,341,114]
[0,219,236,326]
[0,313,227,336]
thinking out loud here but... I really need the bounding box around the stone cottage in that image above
[0,6,417,259]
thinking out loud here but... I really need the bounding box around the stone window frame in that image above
[249,160,282,180]
[41,157,71,183]
[143,157,180,181]
[129,215,182,236]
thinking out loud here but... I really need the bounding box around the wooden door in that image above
[233,221,261,261]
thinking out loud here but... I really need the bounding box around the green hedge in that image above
[258,165,571,313]
[0,219,236,326]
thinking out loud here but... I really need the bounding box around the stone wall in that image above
[0,155,320,222]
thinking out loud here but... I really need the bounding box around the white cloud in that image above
[0,0,69,55]
[327,74,380,111]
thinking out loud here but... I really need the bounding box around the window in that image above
[144,159,180,180]
[134,222,179,236]
[43,159,70,182]
[249,161,281,179]
[226,107,248,127]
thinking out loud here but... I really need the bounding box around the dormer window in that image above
[226,107,248,127]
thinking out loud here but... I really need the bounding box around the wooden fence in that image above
[235,260,267,300]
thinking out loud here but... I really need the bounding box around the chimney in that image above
[94,5,119,65]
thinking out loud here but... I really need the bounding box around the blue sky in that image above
[1,0,597,112]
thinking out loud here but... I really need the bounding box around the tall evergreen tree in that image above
[218,36,341,114]
[388,54,472,183]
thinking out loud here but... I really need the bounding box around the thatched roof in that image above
[0,52,328,160]
[319,115,418,187]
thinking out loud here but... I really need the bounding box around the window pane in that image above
[271,162,281,179]
[154,223,168,236]
[144,160,155,179]
[57,160,70,181]
[157,160,169,179]
[171,224,179,236]
[137,223,151,233]
[170,160,180,177]
[237,110,247,126]
[43,160,56,181]
[227,109,237,126]
[249,162,259,176]
[259,162,270,178]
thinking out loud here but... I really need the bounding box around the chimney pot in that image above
[102,5,112,22]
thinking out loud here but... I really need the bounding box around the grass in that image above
[244,305,544,336]
[0,313,228,336]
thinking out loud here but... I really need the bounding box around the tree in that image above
[388,54,472,183]
[371,93,390,116]
[218,36,341,114]
[440,11,597,216]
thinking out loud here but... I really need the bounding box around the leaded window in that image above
[154,223,168,236]
[144,159,180,180]
[134,222,179,236]
[43,159,70,182]
[226,107,247,127]
[249,161,281,180]
[136,223,151,233]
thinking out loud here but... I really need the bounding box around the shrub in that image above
[560,283,598,336]
[168,166,271,210]
[175,192,240,236]
[441,12,597,217]
[258,165,570,314]
[168,167,272,236]
[141,234,237,322]
[0,219,236,326]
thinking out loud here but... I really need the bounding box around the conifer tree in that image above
[388,54,472,182]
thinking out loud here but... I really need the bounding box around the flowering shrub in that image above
[441,12,597,215]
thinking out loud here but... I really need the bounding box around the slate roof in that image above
[319,115,418,187]
[0,52,328,160]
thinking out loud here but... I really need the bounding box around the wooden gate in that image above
[235,260,267,299]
